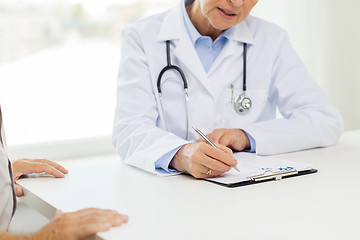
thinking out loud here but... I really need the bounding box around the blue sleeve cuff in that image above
[243,131,256,153]
[155,146,183,174]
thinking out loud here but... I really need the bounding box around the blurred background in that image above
[0,0,359,154]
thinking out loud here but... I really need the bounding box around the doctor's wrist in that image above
[244,132,251,150]
[169,145,188,172]
[236,129,251,151]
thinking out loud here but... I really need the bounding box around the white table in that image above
[18,131,360,240]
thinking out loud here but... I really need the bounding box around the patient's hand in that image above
[29,208,128,240]
[12,158,68,197]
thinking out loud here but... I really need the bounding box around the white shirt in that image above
[112,2,344,175]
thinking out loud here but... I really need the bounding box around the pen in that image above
[192,126,240,172]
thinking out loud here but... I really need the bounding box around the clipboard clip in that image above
[250,169,299,182]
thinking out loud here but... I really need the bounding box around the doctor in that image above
[112,0,343,178]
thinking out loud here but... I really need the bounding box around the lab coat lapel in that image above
[206,20,256,94]
[205,40,242,96]
[172,38,207,87]
[157,3,210,95]
[208,20,255,77]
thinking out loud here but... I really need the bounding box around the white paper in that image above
[206,152,312,185]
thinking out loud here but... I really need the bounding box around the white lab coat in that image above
[112,4,344,175]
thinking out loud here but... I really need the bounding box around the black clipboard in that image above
[205,168,318,188]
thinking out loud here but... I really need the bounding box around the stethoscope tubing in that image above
[243,42,247,93]
[157,40,250,139]
[157,41,188,94]
[157,41,189,140]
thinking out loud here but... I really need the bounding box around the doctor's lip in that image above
[217,7,237,16]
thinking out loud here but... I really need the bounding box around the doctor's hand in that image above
[203,128,251,152]
[12,158,68,197]
[30,208,128,240]
[169,142,237,178]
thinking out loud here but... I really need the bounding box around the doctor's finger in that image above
[204,144,237,167]
[200,154,232,173]
[216,144,238,166]
[218,129,250,151]
[205,128,227,143]
[216,144,234,156]
[187,163,220,178]
[217,134,234,148]
[195,138,204,143]
[204,158,231,176]
[26,158,68,174]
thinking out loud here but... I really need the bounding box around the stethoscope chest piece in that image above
[234,94,252,114]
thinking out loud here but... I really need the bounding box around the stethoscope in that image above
[157,40,252,140]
